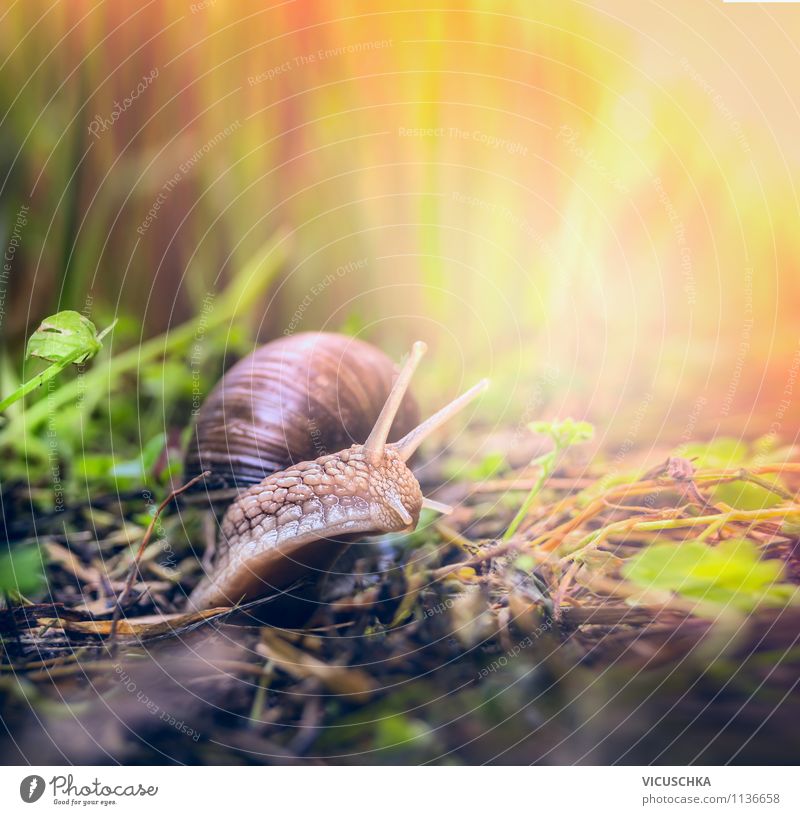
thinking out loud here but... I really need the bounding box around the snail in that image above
[184,332,487,612]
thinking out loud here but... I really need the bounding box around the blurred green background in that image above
[2,0,800,477]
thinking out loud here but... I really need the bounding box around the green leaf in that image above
[622,538,798,615]
[1,313,116,415]
[502,418,594,542]
[140,432,167,473]
[711,479,782,511]
[680,438,748,468]
[373,713,435,753]
[513,554,537,573]
[530,417,594,448]
[0,545,47,598]
[442,450,507,482]
[679,438,785,509]
[25,310,107,365]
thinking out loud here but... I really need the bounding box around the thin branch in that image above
[108,471,210,648]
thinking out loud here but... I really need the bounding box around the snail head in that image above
[359,340,488,530]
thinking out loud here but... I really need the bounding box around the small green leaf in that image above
[711,479,782,511]
[140,432,167,473]
[442,450,507,482]
[25,310,106,365]
[530,418,594,448]
[0,544,47,598]
[622,538,797,615]
[502,418,594,542]
[513,554,536,573]
[579,549,624,574]
[680,438,748,469]
[678,438,785,509]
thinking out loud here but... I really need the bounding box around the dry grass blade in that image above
[258,629,376,702]
[39,608,230,640]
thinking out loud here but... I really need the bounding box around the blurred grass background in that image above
[1,0,799,458]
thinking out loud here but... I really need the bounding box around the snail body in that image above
[185,334,487,612]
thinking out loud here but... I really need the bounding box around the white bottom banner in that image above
[0,766,795,814]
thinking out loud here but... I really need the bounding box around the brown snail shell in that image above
[183,332,420,502]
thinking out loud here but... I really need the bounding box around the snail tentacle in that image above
[363,340,427,465]
[392,378,489,462]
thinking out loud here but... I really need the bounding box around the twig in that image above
[552,559,582,620]
[737,468,795,501]
[434,521,478,551]
[558,604,666,626]
[533,466,800,552]
[431,536,553,581]
[108,471,210,648]
[248,656,275,728]
[560,505,800,561]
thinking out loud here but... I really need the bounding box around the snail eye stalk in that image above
[392,379,489,462]
[364,341,427,465]
[421,497,453,515]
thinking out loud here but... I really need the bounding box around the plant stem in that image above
[503,452,559,541]
[561,505,800,559]
[0,347,85,412]
[737,468,795,501]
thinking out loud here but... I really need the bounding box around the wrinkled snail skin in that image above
[185,336,488,613]
[186,446,423,611]
[183,331,420,503]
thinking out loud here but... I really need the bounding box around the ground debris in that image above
[3,450,800,763]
